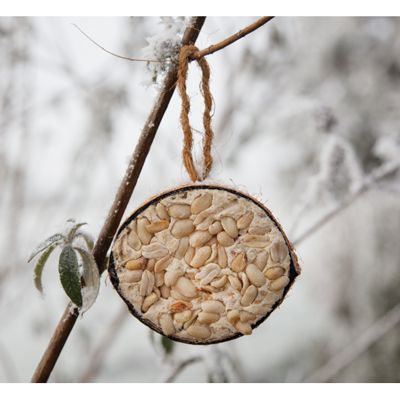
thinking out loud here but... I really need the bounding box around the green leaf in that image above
[28,233,64,263]
[161,336,174,355]
[58,245,82,308]
[33,244,57,293]
[75,231,94,251]
[74,247,100,313]
[66,222,87,243]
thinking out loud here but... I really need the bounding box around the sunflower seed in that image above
[201,300,225,314]
[209,221,223,235]
[228,275,242,291]
[269,276,290,291]
[246,264,266,287]
[137,218,152,245]
[154,255,172,272]
[190,246,211,268]
[186,324,211,339]
[142,293,158,313]
[146,259,155,272]
[235,321,252,335]
[198,311,220,324]
[240,272,249,295]
[240,311,256,322]
[221,217,238,239]
[231,252,246,272]
[211,275,227,288]
[255,251,268,270]
[241,285,258,306]
[155,271,164,287]
[184,246,195,265]
[127,231,141,251]
[205,244,217,264]
[174,276,198,298]
[190,231,212,248]
[146,220,169,233]
[160,285,170,299]
[174,237,189,259]
[227,310,240,324]
[142,243,169,259]
[171,219,195,238]
[191,193,213,214]
[217,231,235,247]
[264,266,285,280]
[124,270,143,283]
[164,269,184,287]
[169,301,191,313]
[168,204,190,219]
[270,240,288,263]
[217,245,227,268]
[125,257,147,271]
[237,211,254,230]
[156,203,170,221]
[159,313,175,336]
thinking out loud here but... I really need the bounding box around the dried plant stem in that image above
[164,356,204,383]
[305,301,400,382]
[73,24,160,63]
[80,307,127,382]
[30,17,206,383]
[293,161,400,246]
[194,17,274,59]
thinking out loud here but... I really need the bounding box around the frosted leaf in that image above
[58,245,82,308]
[33,244,57,293]
[75,231,94,251]
[74,247,100,314]
[141,17,188,86]
[306,136,363,206]
[28,233,64,262]
[66,221,87,243]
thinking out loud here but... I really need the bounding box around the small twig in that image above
[164,356,203,383]
[293,160,400,246]
[194,16,275,59]
[79,307,128,382]
[73,24,160,63]
[74,17,275,65]
[305,301,400,382]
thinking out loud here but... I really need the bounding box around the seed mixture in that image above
[109,186,297,344]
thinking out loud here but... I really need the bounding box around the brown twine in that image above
[177,45,214,182]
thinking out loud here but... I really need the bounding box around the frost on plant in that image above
[305,136,363,207]
[28,219,99,314]
[141,17,188,86]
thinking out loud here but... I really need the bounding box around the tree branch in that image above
[164,356,203,383]
[293,160,400,246]
[194,17,274,59]
[79,307,128,382]
[304,301,400,382]
[30,16,206,383]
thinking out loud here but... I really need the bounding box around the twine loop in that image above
[177,45,214,182]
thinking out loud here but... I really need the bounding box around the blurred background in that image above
[0,16,400,383]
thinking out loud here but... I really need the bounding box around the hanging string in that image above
[177,45,214,182]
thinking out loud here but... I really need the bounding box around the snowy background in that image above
[0,16,400,382]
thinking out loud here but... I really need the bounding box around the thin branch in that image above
[74,17,275,65]
[293,160,400,246]
[73,24,160,63]
[30,16,206,383]
[194,17,275,59]
[304,301,400,382]
[164,356,203,383]
[79,307,127,382]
